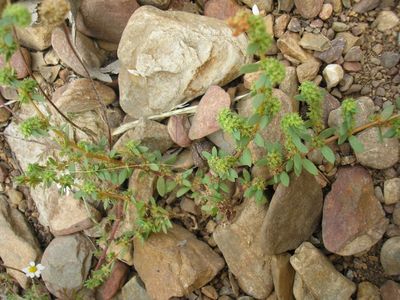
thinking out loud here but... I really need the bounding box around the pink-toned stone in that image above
[204,0,241,20]
[188,86,231,140]
[97,261,129,300]
[381,280,400,300]
[0,48,31,79]
[319,3,333,20]
[77,0,140,43]
[322,166,388,256]
[294,0,323,19]
[343,62,362,72]
[167,115,192,147]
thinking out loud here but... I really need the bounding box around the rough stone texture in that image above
[262,171,323,254]
[290,242,356,299]
[116,276,152,300]
[323,93,340,126]
[336,32,361,54]
[353,0,380,13]
[271,254,295,300]
[167,115,192,147]
[204,0,241,20]
[323,64,344,89]
[0,48,31,79]
[296,61,320,83]
[277,32,316,65]
[314,37,346,64]
[357,282,381,300]
[118,6,248,118]
[322,166,388,256]
[113,118,173,153]
[188,86,231,140]
[279,66,299,111]
[0,196,42,288]
[4,105,101,235]
[356,127,399,170]
[97,261,129,300]
[134,224,225,300]
[384,178,400,205]
[380,51,400,69]
[293,273,316,300]
[381,280,400,300]
[41,234,93,298]
[380,237,400,275]
[51,27,105,78]
[138,0,170,9]
[15,24,55,51]
[299,33,331,52]
[214,198,274,299]
[328,97,374,129]
[279,0,294,12]
[294,0,323,19]
[52,79,116,113]
[77,0,140,43]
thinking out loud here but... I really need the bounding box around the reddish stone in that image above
[381,280,400,300]
[0,47,31,79]
[97,261,129,300]
[204,0,241,20]
[167,115,192,147]
[188,86,231,140]
[322,166,388,256]
[343,62,362,72]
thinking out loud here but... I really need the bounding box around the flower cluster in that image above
[259,58,286,86]
[218,108,254,141]
[298,81,324,133]
[19,116,49,138]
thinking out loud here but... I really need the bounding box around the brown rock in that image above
[15,24,54,51]
[322,166,388,256]
[290,242,356,298]
[319,3,333,20]
[322,93,340,126]
[357,281,380,300]
[97,261,129,300]
[214,198,274,299]
[52,79,116,113]
[336,32,361,54]
[277,32,317,65]
[294,0,323,19]
[51,27,105,78]
[381,280,400,300]
[299,33,331,52]
[77,0,140,43]
[380,237,400,275]
[314,37,346,64]
[134,224,225,300]
[204,0,241,20]
[271,254,295,300]
[262,171,323,254]
[343,62,362,72]
[352,0,380,13]
[296,60,320,83]
[0,48,31,79]
[188,86,231,140]
[274,14,291,38]
[167,115,192,147]
[279,66,299,111]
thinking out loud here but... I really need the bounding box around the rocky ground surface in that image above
[1,0,400,299]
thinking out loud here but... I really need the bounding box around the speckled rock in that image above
[381,237,400,276]
[357,281,381,300]
[294,0,323,19]
[384,178,400,205]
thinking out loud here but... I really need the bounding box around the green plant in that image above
[2,3,400,292]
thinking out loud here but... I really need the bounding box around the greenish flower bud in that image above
[19,116,49,138]
[260,58,286,85]
[2,4,31,27]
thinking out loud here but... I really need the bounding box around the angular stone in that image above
[279,66,299,110]
[299,33,331,52]
[204,0,241,20]
[0,48,31,79]
[314,37,346,64]
[322,93,340,126]
[357,282,380,300]
[290,242,356,299]
[15,24,54,51]
[294,0,323,19]
[353,0,380,13]
[274,14,290,38]
[323,64,344,89]
[117,276,151,300]
[113,118,173,153]
[188,86,231,140]
[134,224,225,300]
[77,0,140,43]
[97,261,129,300]
[0,196,42,288]
[271,254,295,300]
[293,272,315,300]
[328,97,374,129]
[262,171,323,254]
[296,60,320,83]
[277,32,316,65]
[380,237,400,276]
[356,127,399,170]
[167,115,192,147]
[344,46,363,62]
[52,79,116,113]
[51,27,105,78]
[118,6,248,118]
[336,32,361,54]
[214,198,274,299]
[322,166,388,256]
[41,234,93,298]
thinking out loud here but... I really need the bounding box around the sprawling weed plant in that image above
[1,2,400,290]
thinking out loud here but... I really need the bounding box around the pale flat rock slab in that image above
[290,242,356,299]
[0,196,42,288]
[118,6,249,118]
[214,198,274,299]
[134,224,225,300]
[277,32,316,65]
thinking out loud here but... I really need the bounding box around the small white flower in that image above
[252,4,260,16]
[22,262,45,279]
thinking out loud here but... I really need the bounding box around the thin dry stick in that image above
[0,263,24,274]
[112,92,252,136]
[61,23,112,148]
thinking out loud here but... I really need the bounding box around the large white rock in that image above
[118,6,249,118]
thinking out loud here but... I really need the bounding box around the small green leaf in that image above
[381,104,394,121]
[149,164,160,171]
[292,135,308,153]
[166,180,177,193]
[383,128,396,138]
[294,154,302,176]
[349,135,364,153]
[240,148,252,167]
[259,115,270,129]
[240,63,260,74]
[302,158,318,176]
[321,146,335,164]
[286,159,294,172]
[280,172,290,187]
[157,177,166,197]
[254,133,265,148]
[176,187,190,197]
[319,127,336,139]
[247,42,259,55]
